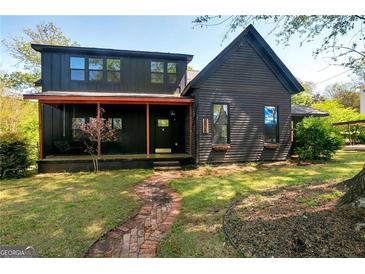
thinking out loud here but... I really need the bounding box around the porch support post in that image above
[189,103,193,156]
[97,102,101,158]
[146,104,150,158]
[38,102,43,160]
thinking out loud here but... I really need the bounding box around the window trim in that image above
[106,58,121,82]
[70,56,86,81]
[150,60,165,84]
[263,105,279,144]
[212,102,230,145]
[88,57,104,81]
[167,62,178,85]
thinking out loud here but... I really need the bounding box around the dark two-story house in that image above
[24,24,321,172]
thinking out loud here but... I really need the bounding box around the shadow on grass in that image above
[0,169,152,257]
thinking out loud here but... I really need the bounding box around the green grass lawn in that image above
[157,151,365,257]
[1,151,363,258]
[0,169,152,257]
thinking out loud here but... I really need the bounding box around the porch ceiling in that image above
[23,91,194,105]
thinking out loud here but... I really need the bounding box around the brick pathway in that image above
[85,171,182,258]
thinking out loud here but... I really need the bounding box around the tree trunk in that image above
[338,164,365,206]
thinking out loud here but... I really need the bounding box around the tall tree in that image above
[338,164,365,207]
[324,82,360,110]
[1,22,79,92]
[0,71,39,93]
[291,81,316,106]
[312,99,365,123]
[193,16,365,79]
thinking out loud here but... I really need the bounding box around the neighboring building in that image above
[24,25,308,172]
[291,104,329,127]
[360,86,365,114]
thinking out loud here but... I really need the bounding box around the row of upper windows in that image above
[150,61,178,84]
[70,57,121,82]
[69,57,179,84]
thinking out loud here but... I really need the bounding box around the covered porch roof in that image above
[291,104,329,117]
[23,91,194,105]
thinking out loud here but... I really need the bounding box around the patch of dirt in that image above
[224,181,365,257]
[182,161,305,177]
[182,160,328,178]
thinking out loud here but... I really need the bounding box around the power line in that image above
[314,69,352,85]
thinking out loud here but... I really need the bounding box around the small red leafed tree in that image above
[79,108,117,172]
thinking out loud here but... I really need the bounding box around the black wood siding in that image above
[42,104,187,157]
[41,52,188,94]
[193,41,292,163]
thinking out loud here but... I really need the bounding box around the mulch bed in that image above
[224,181,365,257]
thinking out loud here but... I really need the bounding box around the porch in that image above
[38,153,192,173]
[23,91,194,172]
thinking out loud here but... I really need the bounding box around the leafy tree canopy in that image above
[0,71,39,93]
[313,99,365,123]
[193,16,365,78]
[292,81,316,106]
[324,82,360,110]
[1,22,79,92]
[0,87,38,160]
[292,92,313,106]
[2,22,79,74]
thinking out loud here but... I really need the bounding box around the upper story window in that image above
[151,61,164,84]
[70,57,85,81]
[213,104,229,145]
[264,106,279,143]
[107,58,121,82]
[167,62,178,84]
[89,58,103,81]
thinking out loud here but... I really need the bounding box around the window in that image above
[151,61,164,84]
[213,104,229,144]
[113,118,123,130]
[72,118,85,139]
[264,106,279,143]
[70,57,85,80]
[167,62,177,84]
[89,58,103,81]
[158,119,169,127]
[107,58,121,82]
[105,117,123,130]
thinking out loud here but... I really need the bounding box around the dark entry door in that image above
[155,117,172,153]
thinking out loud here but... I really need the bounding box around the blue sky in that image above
[0,16,354,93]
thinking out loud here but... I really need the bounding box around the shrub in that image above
[0,132,31,179]
[357,130,365,143]
[294,117,343,161]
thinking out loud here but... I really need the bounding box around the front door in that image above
[155,117,172,153]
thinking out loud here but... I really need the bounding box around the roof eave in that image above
[291,113,329,117]
[31,44,194,62]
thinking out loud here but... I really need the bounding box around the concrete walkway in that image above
[343,145,365,152]
[85,171,182,258]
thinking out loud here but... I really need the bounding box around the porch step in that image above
[153,161,181,171]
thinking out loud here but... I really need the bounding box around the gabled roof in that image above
[291,104,328,117]
[182,24,303,95]
[31,44,193,62]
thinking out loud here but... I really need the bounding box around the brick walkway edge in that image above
[85,171,182,258]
